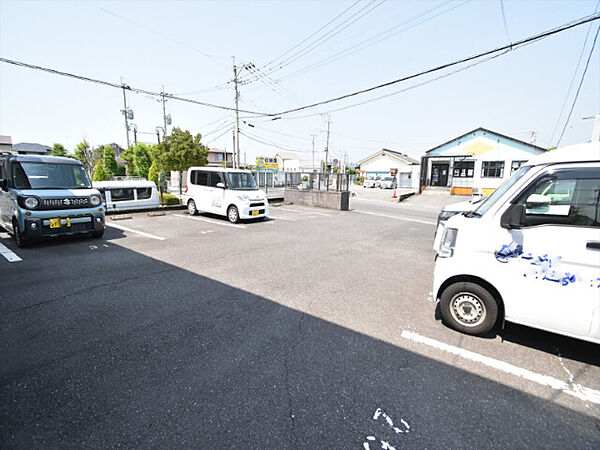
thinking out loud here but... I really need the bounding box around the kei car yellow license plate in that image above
[50,218,70,228]
[251,210,259,216]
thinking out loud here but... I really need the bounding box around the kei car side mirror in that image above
[216,182,225,189]
[501,203,526,229]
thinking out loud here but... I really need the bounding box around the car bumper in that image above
[19,207,105,239]
[239,203,270,219]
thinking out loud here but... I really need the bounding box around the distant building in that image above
[274,152,322,172]
[358,149,421,189]
[12,142,51,155]
[421,128,547,196]
[0,135,12,153]
[207,148,233,167]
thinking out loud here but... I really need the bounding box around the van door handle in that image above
[586,241,600,250]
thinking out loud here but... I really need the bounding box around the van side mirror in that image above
[501,203,526,229]
[0,179,7,191]
[216,182,225,189]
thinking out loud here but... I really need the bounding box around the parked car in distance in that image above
[380,176,397,189]
[93,180,160,212]
[0,153,105,247]
[185,167,269,223]
[363,176,378,188]
[433,141,600,344]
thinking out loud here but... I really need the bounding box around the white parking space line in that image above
[401,330,600,405]
[354,210,436,225]
[0,243,22,262]
[174,214,246,229]
[268,215,297,221]
[105,223,166,240]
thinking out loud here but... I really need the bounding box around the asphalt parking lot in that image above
[1,197,599,448]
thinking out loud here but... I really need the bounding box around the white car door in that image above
[499,165,600,341]
[207,172,226,214]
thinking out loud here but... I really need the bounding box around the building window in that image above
[511,160,527,174]
[482,161,504,178]
[453,161,474,178]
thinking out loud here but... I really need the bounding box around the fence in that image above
[284,171,352,192]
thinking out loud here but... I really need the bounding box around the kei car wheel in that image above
[227,205,240,223]
[187,199,198,216]
[12,219,26,248]
[440,282,498,335]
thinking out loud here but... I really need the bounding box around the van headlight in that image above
[90,195,102,206]
[438,228,458,258]
[19,196,40,209]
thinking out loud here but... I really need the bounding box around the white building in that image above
[275,152,322,172]
[421,128,547,196]
[358,149,420,189]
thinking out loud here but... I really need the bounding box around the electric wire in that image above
[0,57,268,115]
[550,0,600,144]
[249,12,600,118]
[500,0,512,43]
[555,22,600,146]
[275,0,467,83]
[239,130,314,153]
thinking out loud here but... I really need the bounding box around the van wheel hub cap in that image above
[451,293,485,326]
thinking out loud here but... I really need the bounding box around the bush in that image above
[160,192,180,205]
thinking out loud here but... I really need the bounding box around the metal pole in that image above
[312,134,315,172]
[122,83,130,149]
[162,86,168,137]
[325,116,330,172]
[233,58,240,169]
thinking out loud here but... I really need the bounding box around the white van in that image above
[433,142,600,344]
[185,167,269,223]
[93,180,159,212]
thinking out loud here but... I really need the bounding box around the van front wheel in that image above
[227,205,239,223]
[187,199,198,216]
[440,282,498,336]
[12,219,26,248]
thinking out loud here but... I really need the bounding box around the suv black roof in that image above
[0,153,83,165]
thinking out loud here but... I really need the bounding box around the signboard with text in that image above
[256,156,279,169]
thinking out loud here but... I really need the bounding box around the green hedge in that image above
[160,192,180,205]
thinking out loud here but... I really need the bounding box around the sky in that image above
[1,0,599,166]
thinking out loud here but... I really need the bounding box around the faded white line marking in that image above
[278,207,330,217]
[363,408,410,450]
[267,215,297,221]
[174,214,246,229]
[0,243,22,262]
[354,210,435,225]
[105,223,166,240]
[401,330,600,405]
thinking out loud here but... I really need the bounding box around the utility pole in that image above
[311,134,316,172]
[121,83,130,149]
[325,116,331,172]
[233,58,241,169]
[162,85,168,137]
[232,129,236,168]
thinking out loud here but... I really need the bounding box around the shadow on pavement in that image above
[1,237,599,448]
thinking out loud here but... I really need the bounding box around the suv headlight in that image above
[90,194,102,206]
[19,196,40,209]
[438,227,458,258]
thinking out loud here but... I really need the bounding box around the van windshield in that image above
[13,162,92,189]
[226,172,258,190]
[475,165,531,216]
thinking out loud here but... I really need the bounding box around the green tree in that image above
[116,163,126,176]
[133,143,152,179]
[73,140,99,178]
[103,145,119,179]
[121,146,136,176]
[51,143,67,157]
[153,128,208,194]
[147,160,159,186]
[92,159,107,181]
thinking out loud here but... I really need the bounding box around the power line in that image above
[0,57,268,115]
[499,0,512,44]
[555,22,600,146]
[550,0,600,144]
[239,130,314,153]
[252,12,600,118]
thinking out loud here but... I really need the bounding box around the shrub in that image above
[160,192,180,205]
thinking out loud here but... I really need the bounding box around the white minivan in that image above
[433,142,600,344]
[185,167,269,223]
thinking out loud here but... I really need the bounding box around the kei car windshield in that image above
[13,162,92,189]
[227,172,258,190]
[475,165,532,216]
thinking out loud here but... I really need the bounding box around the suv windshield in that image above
[13,162,92,189]
[475,165,532,216]
[227,172,258,190]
